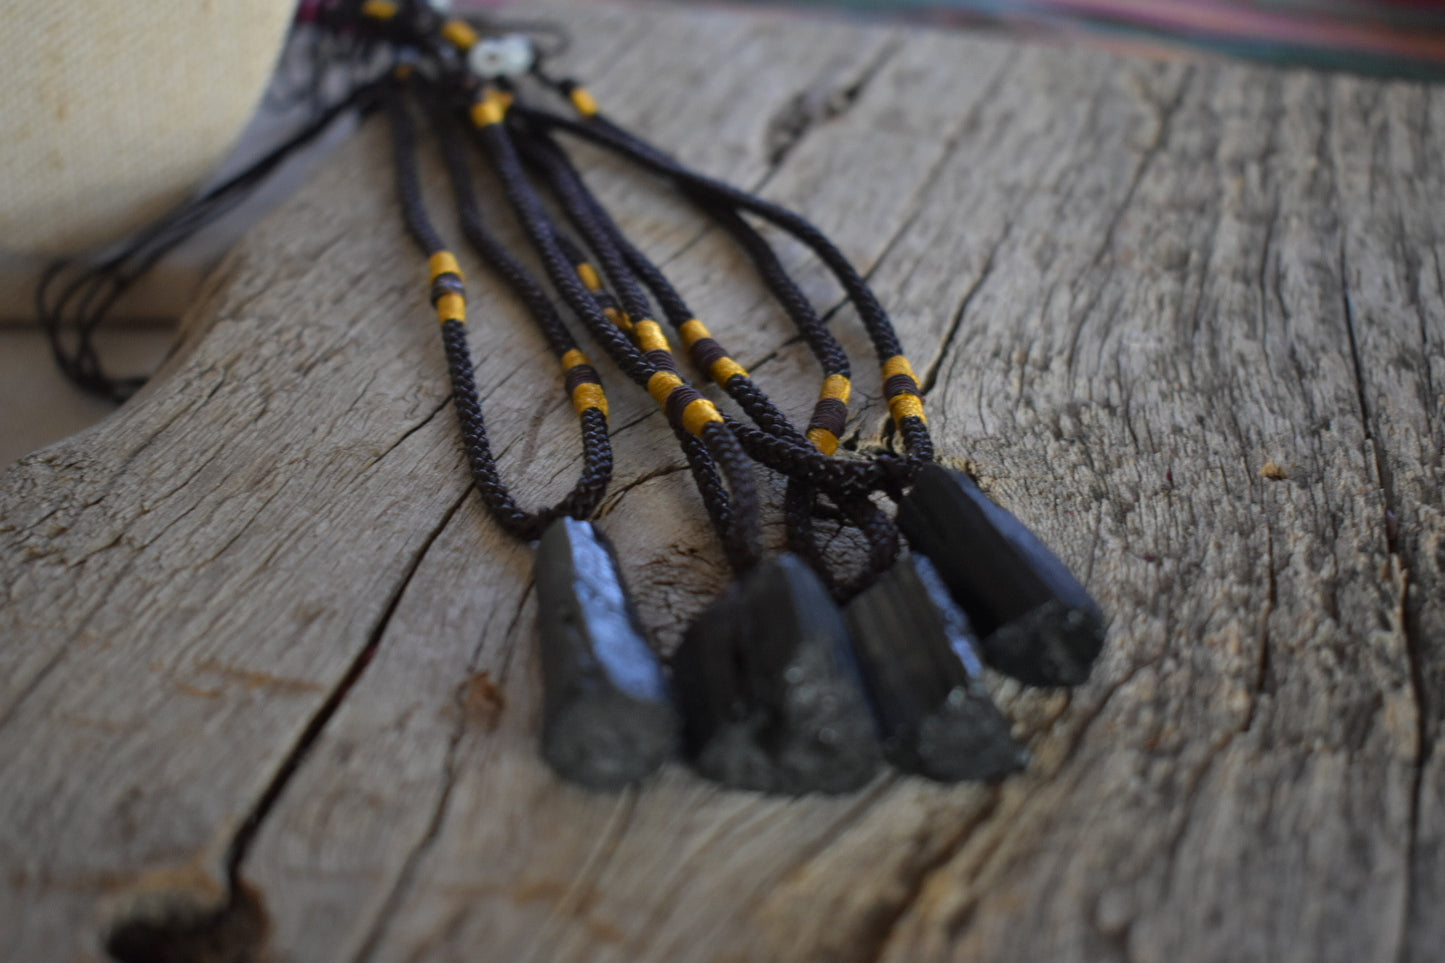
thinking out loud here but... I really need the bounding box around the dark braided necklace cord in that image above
[511,104,934,480]
[372,9,920,589]
[503,129,764,563]
[512,99,936,463]
[512,125,899,595]
[468,99,763,571]
[37,79,386,403]
[513,153,751,569]
[385,78,611,542]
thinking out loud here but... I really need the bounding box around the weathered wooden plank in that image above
[1,2,1441,961]
[0,4,896,960]
[872,63,1421,963]
[0,8,658,955]
[1323,76,1445,963]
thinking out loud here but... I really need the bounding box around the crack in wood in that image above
[740,48,1019,449]
[0,463,222,728]
[853,786,1004,963]
[1245,520,1276,734]
[763,36,902,169]
[920,227,1007,398]
[147,487,478,961]
[1064,68,1195,386]
[642,33,904,284]
[348,581,538,963]
[1326,83,1428,963]
[596,463,690,518]
[1424,247,1444,446]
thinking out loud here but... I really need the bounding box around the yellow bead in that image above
[682,398,724,436]
[807,427,840,456]
[576,262,602,291]
[633,320,670,354]
[572,384,609,418]
[820,374,851,404]
[882,355,918,383]
[435,292,466,324]
[428,250,463,282]
[360,0,399,20]
[647,371,683,407]
[442,19,479,51]
[709,357,748,385]
[470,99,504,127]
[570,87,599,117]
[678,318,709,349]
[888,394,927,424]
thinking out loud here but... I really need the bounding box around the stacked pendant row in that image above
[535,463,1106,793]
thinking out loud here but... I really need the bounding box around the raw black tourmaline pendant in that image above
[845,554,1027,782]
[896,463,1106,687]
[670,554,881,795]
[534,517,680,789]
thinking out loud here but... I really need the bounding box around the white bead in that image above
[468,34,534,78]
[425,0,453,12]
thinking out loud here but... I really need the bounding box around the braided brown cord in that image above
[377,14,924,590]
[512,98,936,463]
[427,86,578,359]
[513,123,904,595]
[551,232,630,330]
[691,197,852,381]
[38,79,387,404]
[472,117,652,383]
[471,106,763,573]
[386,78,611,540]
[528,164,751,562]
[675,427,732,544]
[700,421,762,571]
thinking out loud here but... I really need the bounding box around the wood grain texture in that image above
[1,2,1441,961]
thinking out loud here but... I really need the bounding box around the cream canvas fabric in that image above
[1,0,295,256]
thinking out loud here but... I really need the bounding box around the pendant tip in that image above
[672,554,882,796]
[898,463,1107,688]
[846,554,1027,783]
[534,517,680,789]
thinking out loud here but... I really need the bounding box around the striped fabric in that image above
[789,0,1445,78]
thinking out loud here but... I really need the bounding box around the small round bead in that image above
[468,34,535,78]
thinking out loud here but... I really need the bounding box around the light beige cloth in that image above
[0,0,295,256]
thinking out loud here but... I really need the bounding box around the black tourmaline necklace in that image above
[44,0,1107,796]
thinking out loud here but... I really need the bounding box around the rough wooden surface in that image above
[2,2,1442,960]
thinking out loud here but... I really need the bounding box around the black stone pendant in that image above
[670,554,882,795]
[896,463,1106,687]
[845,554,1027,781]
[533,517,680,789]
